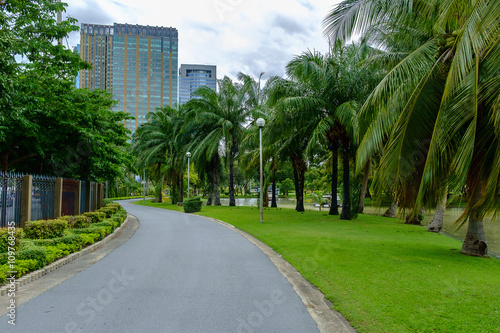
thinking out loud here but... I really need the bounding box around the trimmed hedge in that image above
[183,196,202,213]
[16,246,47,270]
[31,233,84,249]
[0,227,23,253]
[83,211,106,224]
[60,215,91,229]
[24,219,68,239]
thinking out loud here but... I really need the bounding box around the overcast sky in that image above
[63,0,341,81]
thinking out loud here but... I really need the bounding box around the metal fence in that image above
[80,181,87,214]
[31,174,56,221]
[0,172,23,228]
[90,182,94,211]
[62,179,78,216]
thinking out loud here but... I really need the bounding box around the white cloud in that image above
[63,0,341,81]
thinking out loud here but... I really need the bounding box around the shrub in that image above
[183,196,202,213]
[31,233,83,249]
[24,219,68,239]
[70,227,108,241]
[16,246,47,270]
[92,221,114,235]
[0,227,23,253]
[83,212,106,224]
[60,215,91,229]
[80,233,99,246]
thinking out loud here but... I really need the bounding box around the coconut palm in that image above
[324,0,500,256]
[280,46,379,219]
[134,105,187,204]
[186,76,249,206]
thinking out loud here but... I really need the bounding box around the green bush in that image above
[183,196,202,213]
[0,227,23,253]
[60,215,91,229]
[16,246,47,270]
[83,212,106,224]
[46,246,65,264]
[24,219,68,239]
[70,227,108,241]
[92,221,114,235]
[31,233,83,249]
[80,233,99,246]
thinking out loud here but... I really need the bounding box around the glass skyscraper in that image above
[179,64,217,105]
[79,23,179,131]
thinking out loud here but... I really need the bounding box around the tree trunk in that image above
[358,161,370,214]
[291,154,305,212]
[428,193,448,232]
[179,173,184,203]
[383,202,397,218]
[340,139,351,220]
[405,207,425,225]
[207,194,213,205]
[271,162,277,208]
[157,162,163,203]
[461,182,488,257]
[329,140,339,215]
[229,146,236,206]
[212,158,221,206]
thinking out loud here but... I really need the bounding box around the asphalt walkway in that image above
[0,200,323,332]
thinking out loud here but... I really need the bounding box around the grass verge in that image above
[133,200,500,333]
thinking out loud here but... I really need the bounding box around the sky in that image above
[63,0,341,81]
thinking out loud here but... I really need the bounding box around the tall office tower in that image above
[79,23,179,131]
[73,44,81,88]
[179,64,217,105]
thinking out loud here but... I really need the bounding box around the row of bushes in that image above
[0,202,127,285]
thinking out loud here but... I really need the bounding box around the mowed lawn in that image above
[134,200,500,333]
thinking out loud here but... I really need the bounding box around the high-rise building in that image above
[73,44,80,88]
[179,64,217,105]
[79,23,179,131]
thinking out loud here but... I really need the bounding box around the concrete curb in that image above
[204,217,357,333]
[0,215,130,297]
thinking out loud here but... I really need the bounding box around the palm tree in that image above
[134,106,186,204]
[281,46,379,219]
[324,0,500,256]
[186,76,249,206]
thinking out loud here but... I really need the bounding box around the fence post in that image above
[21,175,32,228]
[86,182,92,212]
[75,181,81,215]
[93,183,98,211]
[54,178,63,218]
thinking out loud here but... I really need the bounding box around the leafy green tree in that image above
[324,0,500,256]
[0,1,129,181]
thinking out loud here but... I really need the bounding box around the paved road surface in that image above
[0,200,320,332]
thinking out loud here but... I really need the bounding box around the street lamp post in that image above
[256,118,265,223]
[186,152,191,199]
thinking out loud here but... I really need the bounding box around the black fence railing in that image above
[0,172,23,228]
[31,174,56,221]
[0,173,103,228]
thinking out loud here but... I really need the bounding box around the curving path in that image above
[0,200,320,332]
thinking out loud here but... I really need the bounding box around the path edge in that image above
[204,216,357,333]
[0,215,132,296]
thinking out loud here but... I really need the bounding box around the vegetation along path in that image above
[0,200,332,332]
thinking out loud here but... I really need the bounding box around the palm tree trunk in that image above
[212,158,221,206]
[291,154,305,212]
[340,139,351,220]
[383,202,398,218]
[358,161,370,214]
[461,182,488,257]
[157,162,163,203]
[229,146,236,206]
[271,161,277,208]
[329,140,339,215]
[271,176,277,207]
[428,193,448,232]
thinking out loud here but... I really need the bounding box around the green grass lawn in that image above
[134,200,500,333]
